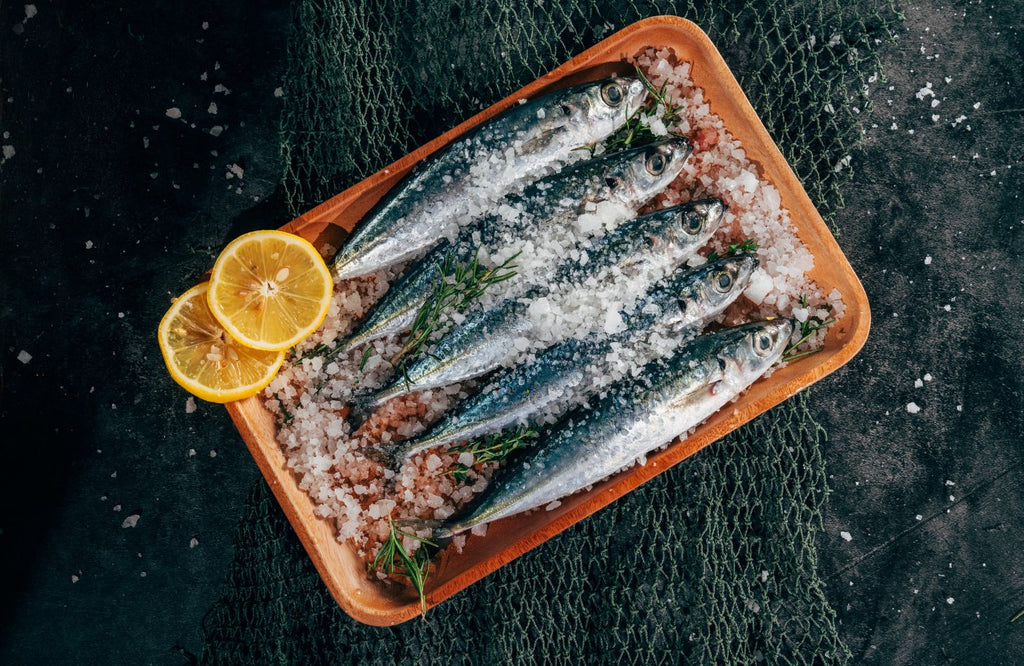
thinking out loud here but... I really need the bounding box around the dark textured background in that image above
[1,1,1022,664]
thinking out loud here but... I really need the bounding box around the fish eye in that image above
[713,271,733,293]
[605,176,620,190]
[684,214,704,235]
[601,82,624,106]
[717,357,727,372]
[560,104,573,117]
[646,152,667,175]
[753,333,773,356]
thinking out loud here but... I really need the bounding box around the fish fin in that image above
[344,390,378,428]
[355,442,402,469]
[394,518,457,548]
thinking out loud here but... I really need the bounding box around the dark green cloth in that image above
[202,1,900,663]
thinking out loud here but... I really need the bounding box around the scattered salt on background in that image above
[2,145,15,160]
[924,255,932,265]
[946,597,955,605]
[189,537,199,548]
[840,531,853,542]
[121,514,140,528]
[165,107,182,119]
[17,350,32,364]
[185,397,197,414]
[907,402,921,414]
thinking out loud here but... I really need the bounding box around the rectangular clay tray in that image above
[225,15,871,626]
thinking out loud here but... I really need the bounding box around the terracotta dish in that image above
[225,16,870,626]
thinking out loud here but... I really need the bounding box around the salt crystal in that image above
[71,574,79,583]
[840,531,852,542]
[457,452,475,467]
[906,402,921,414]
[25,4,38,19]
[924,373,932,382]
[214,83,230,94]
[209,125,224,137]
[946,597,954,605]
[914,378,923,388]
[122,514,140,528]
[273,87,284,98]
[924,255,932,265]
[185,397,196,413]
[17,350,32,364]
[165,107,182,119]
[2,145,15,160]
[189,537,199,548]
[915,514,923,520]
[207,102,218,115]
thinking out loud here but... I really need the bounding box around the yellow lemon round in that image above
[207,230,333,351]
[158,283,285,403]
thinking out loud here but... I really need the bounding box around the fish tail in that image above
[371,380,406,407]
[394,518,457,546]
[355,441,401,469]
[344,390,378,428]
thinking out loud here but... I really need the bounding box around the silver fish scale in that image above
[343,144,681,351]
[372,188,713,404]
[440,323,792,536]
[332,78,647,280]
[388,255,753,460]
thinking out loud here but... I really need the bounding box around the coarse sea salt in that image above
[262,47,846,567]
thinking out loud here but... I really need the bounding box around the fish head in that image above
[529,77,646,147]
[646,198,726,263]
[718,319,794,381]
[675,255,758,322]
[600,139,692,209]
[559,76,648,144]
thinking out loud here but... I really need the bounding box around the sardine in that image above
[332,77,648,280]
[369,167,709,406]
[377,255,757,464]
[340,141,695,352]
[411,319,794,540]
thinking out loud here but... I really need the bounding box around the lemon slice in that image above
[158,283,285,403]
[207,230,333,351]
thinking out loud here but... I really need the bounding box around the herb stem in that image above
[369,517,437,616]
[392,249,520,369]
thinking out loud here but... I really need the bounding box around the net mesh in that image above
[203,0,900,662]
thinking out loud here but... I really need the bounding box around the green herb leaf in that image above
[273,393,293,425]
[707,238,759,262]
[445,426,538,483]
[369,517,437,616]
[593,66,686,155]
[781,299,836,363]
[391,248,520,376]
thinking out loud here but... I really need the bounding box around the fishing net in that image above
[202,0,900,663]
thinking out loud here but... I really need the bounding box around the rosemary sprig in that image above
[781,298,835,363]
[273,393,293,425]
[593,66,685,155]
[707,238,760,262]
[391,249,520,370]
[369,517,437,616]
[1011,608,1024,623]
[446,426,538,483]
